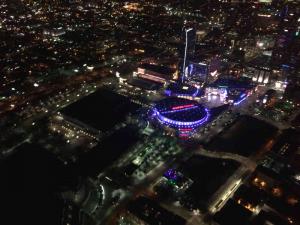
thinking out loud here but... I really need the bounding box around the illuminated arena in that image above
[152,98,209,129]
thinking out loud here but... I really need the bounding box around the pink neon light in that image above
[180,128,193,131]
[172,104,194,110]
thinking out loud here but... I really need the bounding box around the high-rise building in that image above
[182,27,196,82]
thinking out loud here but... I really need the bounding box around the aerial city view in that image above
[1,0,300,225]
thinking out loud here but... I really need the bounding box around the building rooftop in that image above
[214,199,253,225]
[179,155,240,209]
[208,77,254,90]
[206,116,278,157]
[76,126,139,178]
[139,63,175,76]
[60,89,140,132]
[127,77,163,90]
[127,196,186,225]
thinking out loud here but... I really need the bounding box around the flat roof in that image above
[139,63,175,76]
[128,196,186,225]
[214,199,252,225]
[179,155,240,209]
[127,77,163,90]
[77,126,139,178]
[208,77,254,90]
[60,89,140,132]
[206,116,278,157]
[166,82,201,96]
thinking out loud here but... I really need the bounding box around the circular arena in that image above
[152,97,209,129]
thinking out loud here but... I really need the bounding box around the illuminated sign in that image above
[172,104,195,110]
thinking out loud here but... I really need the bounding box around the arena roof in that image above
[153,97,209,128]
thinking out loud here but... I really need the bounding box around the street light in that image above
[182,28,193,83]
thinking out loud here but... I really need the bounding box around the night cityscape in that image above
[1,0,300,225]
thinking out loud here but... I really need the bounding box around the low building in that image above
[136,64,176,84]
[123,196,186,225]
[56,89,140,139]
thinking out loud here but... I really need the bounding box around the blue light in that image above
[192,88,199,97]
[165,90,172,96]
[154,108,210,128]
[239,93,246,98]
[233,96,247,106]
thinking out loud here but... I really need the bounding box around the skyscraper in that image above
[182,27,196,82]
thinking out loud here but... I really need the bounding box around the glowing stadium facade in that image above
[152,98,210,130]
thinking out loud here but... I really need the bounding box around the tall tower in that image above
[182,27,196,82]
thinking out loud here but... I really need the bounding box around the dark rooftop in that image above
[214,199,253,225]
[251,210,290,225]
[165,82,202,97]
[139,63,175,76]
[179,155,240,209]
[208,77,254,90]
[127,77,163,90]
[206,116,278,157]
[77,126,139,178]
[127,196,186,225]
[60,89,140,132]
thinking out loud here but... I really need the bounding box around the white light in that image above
[275,81,282,89]
[33,83,39,87]
[263,98,267,104]
[87,66,94,71]
[257,42,264,47]
[210,70,218,77]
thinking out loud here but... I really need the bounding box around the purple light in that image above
[153,108,210,128]
[165,90,172,96]
[164,86,199,98]
[164,169,178,181]
[192,88,199,97]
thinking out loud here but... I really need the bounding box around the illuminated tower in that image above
[182,28,195,83]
